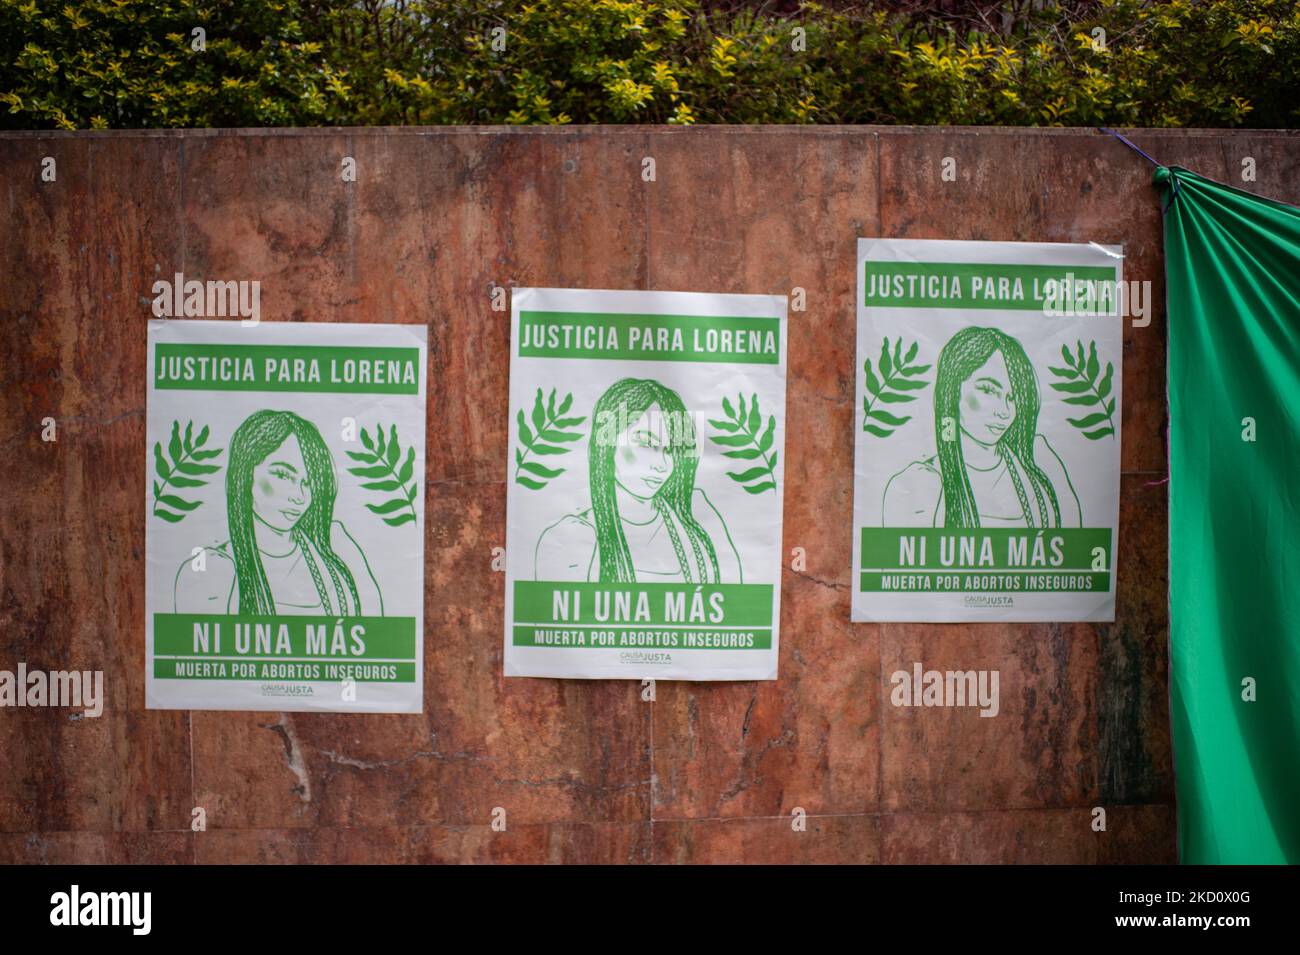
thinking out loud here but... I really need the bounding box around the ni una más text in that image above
[548,588,726,623]
[895,533,1098,568]
[187,620,372,656]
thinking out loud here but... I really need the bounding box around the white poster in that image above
[504,288,787,680]
[145,320,427,711]
[852,239,1123,622]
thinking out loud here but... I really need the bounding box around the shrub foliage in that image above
[2,0,1296,129]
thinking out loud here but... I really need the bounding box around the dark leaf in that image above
[361,479,402,491]
[876,391,916,404]
[1097,362,1114,399]
[864,360,883,397]
[168,475,206,488]
[1068,412,1110,429]
[174,460,220,475]
[168,421,182,464]
[518,460,564,479]
[1063,394,1101,406]
[382,512,417,527]
[1082,425,1115,440]
[366,499,410,515]
[346,450,379,464]
[531,389,547,433]
[758,415,775,452]
[517,409,534,446]
[727,466,771,482]
[709,433,753,447]
[398,446,415,484]
[196,424,210,447]
[867,408,912,426]
[890,377,927,391]
[157,493,201,512]
[516,475,548,490]
[708,417,739,432]
[348,465,392,478]
[532,444,570,456]
[741,481,776,494]
[360,428,374,451]
[1050,380,1093,394]
[540,429,582,443]
[387,425,400,466]
[153,443,171,479]
[1048,365,1079,379]
[721,447,763,460]
[879,339,893,380]
[864,424,894,438]
[153,509,186,523]
[183,420,193,454]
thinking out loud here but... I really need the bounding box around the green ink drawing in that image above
[152,419,223,522]
[173,410,383,616]
[863,336,931,437]
[514,387,587,490]
[1048,339,1117,440]
[707,392,778,495]
[882,326,1081,529]
[534,378,742,584]
[346,423,419,527]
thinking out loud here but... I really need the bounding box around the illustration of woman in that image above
[882,326,1081,528]
[534,378,741,583]
[174,410,382,614]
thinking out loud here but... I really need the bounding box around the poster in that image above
[145,320,428,712]
[504,287,787,680]
[852,239,1123,622]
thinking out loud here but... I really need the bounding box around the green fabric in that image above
[1158,165,1300,864]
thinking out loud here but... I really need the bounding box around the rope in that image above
[1097,126,1181,215]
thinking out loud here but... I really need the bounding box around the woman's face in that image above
[614,402,675,500]
[251,433,313,531]
[958,350,1017,446]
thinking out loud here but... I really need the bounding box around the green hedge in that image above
[3,0,1297,129]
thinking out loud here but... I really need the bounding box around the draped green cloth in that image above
[1158,165,1300,864]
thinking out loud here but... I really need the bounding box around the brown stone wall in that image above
[2,126,1296,864]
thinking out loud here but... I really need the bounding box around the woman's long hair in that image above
[589,378,719,583]
[934,327,1059,529]
[226,410,359,614]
